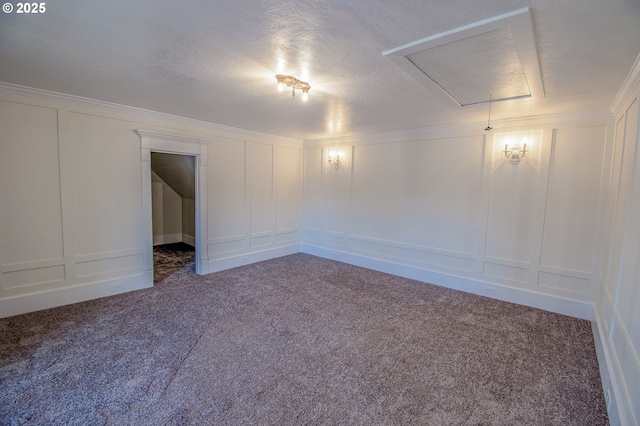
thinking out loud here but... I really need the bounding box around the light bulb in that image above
[301,91,308,101]
[277,82,284,92]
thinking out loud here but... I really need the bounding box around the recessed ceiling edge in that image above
[383,7,544,108]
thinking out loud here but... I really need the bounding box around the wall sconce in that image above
[327,152,341,169]
[503,143,528,165]
[276,74,310,101]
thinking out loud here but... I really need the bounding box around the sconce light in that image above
[503,143,528,165]
[276,74,310,101]
[328,152,341,169]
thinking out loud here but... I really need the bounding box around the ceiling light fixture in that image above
[276,74,310,101]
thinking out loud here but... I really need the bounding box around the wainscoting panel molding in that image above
[248,142,274,236]
[2,264,66,295]
[302,118,612,322]
[250,234,273,249]
[0,84,302,319]
[207,236,247,258]
[484,130,543,265]
[593,59,640,425]
[540,125,608,275]
[207,138,247,241]
[275,145,302,233]
[348,236,476,274]
[0,102,64,267]
[482,262,529,285]
[75,253,143,280]
[275,229,299,245]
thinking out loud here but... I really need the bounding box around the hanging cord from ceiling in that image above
[485,94,493,131]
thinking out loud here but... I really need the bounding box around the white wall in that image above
[0,86,302,318]
[595,58,640,426]
[151,173,183,245]
[182,198,196,246]
[302,117,612,320]
[205,139,302,271]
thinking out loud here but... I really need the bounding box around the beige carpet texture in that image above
[0,253,608,425]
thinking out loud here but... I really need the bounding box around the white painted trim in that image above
[301,245,594,320]
[383,8,544,107]
[182,234,196,247]
[611,52,640,115]
[207,244,299,273]
[0,272,152,319]
[0,82,302,145]
[304,110,613,145]
[153,234,183,246]
[135,130,210,276]
[593,306,628,426]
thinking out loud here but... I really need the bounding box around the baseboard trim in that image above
[592,319,620,425]
[0,271,153,319]
[153,233,183,246]
[207,244,299,273]
[300,245,594,320]
[593,304,633,426]
[182,234,195,247]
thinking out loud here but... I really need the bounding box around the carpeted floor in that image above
[153,242,195,283]
[0,253,608,425]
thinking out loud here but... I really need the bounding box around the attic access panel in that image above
[383,8,544,107]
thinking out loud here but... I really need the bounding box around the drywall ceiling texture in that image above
[407,27,532,105]
[0,0,639,139]
[387,8,545,107]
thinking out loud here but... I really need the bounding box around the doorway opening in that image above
[135,130,210,286]
[151,152,196,283]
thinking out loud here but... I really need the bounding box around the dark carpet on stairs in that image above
[0,253,608,425]
[153,242,195,283]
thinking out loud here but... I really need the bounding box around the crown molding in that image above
[0,82,302,145]
[611,52,640,115]
[304,109,613,145]
[0,81,617,147]
[134,130,212,146]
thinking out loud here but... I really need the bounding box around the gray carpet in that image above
[153,242,195,284]
[0,253,608,425]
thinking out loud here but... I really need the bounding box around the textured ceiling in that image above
[0,0,639,140]
[393,8,542,107]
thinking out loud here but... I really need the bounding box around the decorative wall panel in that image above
[301,148,324,232]
[2,265,65,293]
[596,77,640,425]
[0,102,63,266]
[274,145,302,232]
[540,126,606,273]
[350,137,483,254]
[208,138,246,240]
[484,130,542,263]
[483,262,529,284]
[207,238,246,257]
[75,253,143,279]
[247,142,273,236]
[70,113,142,256]
[323,147,351,237]
[538,271,591,295]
